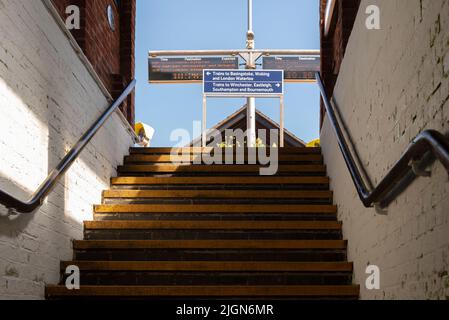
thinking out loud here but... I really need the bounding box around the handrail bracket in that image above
[409,159,432,177]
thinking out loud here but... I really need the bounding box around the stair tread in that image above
[103,190,332,199]
[46,285,358,297]
[111,176,330,185]
[125,154,323,163]
[84,220,342,230]
[48,146,359,300]
[130,147,322,154]
[73,240,347,250]
[94,204,337,213]
[118,164,326,173]
[60,261,353,272]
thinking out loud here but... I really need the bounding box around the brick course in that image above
[52,0,135,126]
[319,0,361,128]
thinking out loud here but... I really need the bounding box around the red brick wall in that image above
[85,0,121,93]
[52,0,86,48]
[52,0,135,127]
[118,0,135,126]
[320,0,361,128]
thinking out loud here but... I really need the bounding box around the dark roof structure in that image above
[191,106,306,147]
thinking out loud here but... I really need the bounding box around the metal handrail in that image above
[0,80,136,214]
[316,72,449,211]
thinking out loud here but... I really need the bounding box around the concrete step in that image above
[102,189,333,200]
[61,261,353,272]
[61,272,352,286]
[102,189,333,204]
[73,240,347,250]
[93,204,338,214]
[93,212,338,222]
[110,176,330,188]
[46,284,359,299]
[84,220,342,230]
[129,147,322,155]
[59,261,353,286]
[73,240,348,262]
[117,164,326,176]
[85,230,342,240]
[83,220,343,240]
[74,248,347,262]
[124,153,323,164]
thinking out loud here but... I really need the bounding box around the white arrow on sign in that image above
[206,72,211,76]
[275,83,281,87]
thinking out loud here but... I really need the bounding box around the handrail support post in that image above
[409,159,432,177]
[374,203,388,215]
[8,208,18,217]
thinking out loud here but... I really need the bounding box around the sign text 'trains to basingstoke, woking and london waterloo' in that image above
[203,69,284,97]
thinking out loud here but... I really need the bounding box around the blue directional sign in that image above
[203,69,284,97]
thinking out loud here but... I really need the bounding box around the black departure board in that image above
[149,57,239,83]
[263,56,320,81]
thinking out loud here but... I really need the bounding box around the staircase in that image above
[45,147,359,299]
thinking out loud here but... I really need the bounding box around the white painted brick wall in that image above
[321,0,449,299]
[0,0,134,299]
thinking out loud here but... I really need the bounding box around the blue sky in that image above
[135,0,320,147]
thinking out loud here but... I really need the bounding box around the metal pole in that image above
[280,95,285,148]
[248,0,253,32]
[202,95,207,147]
[246,0,256,147]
